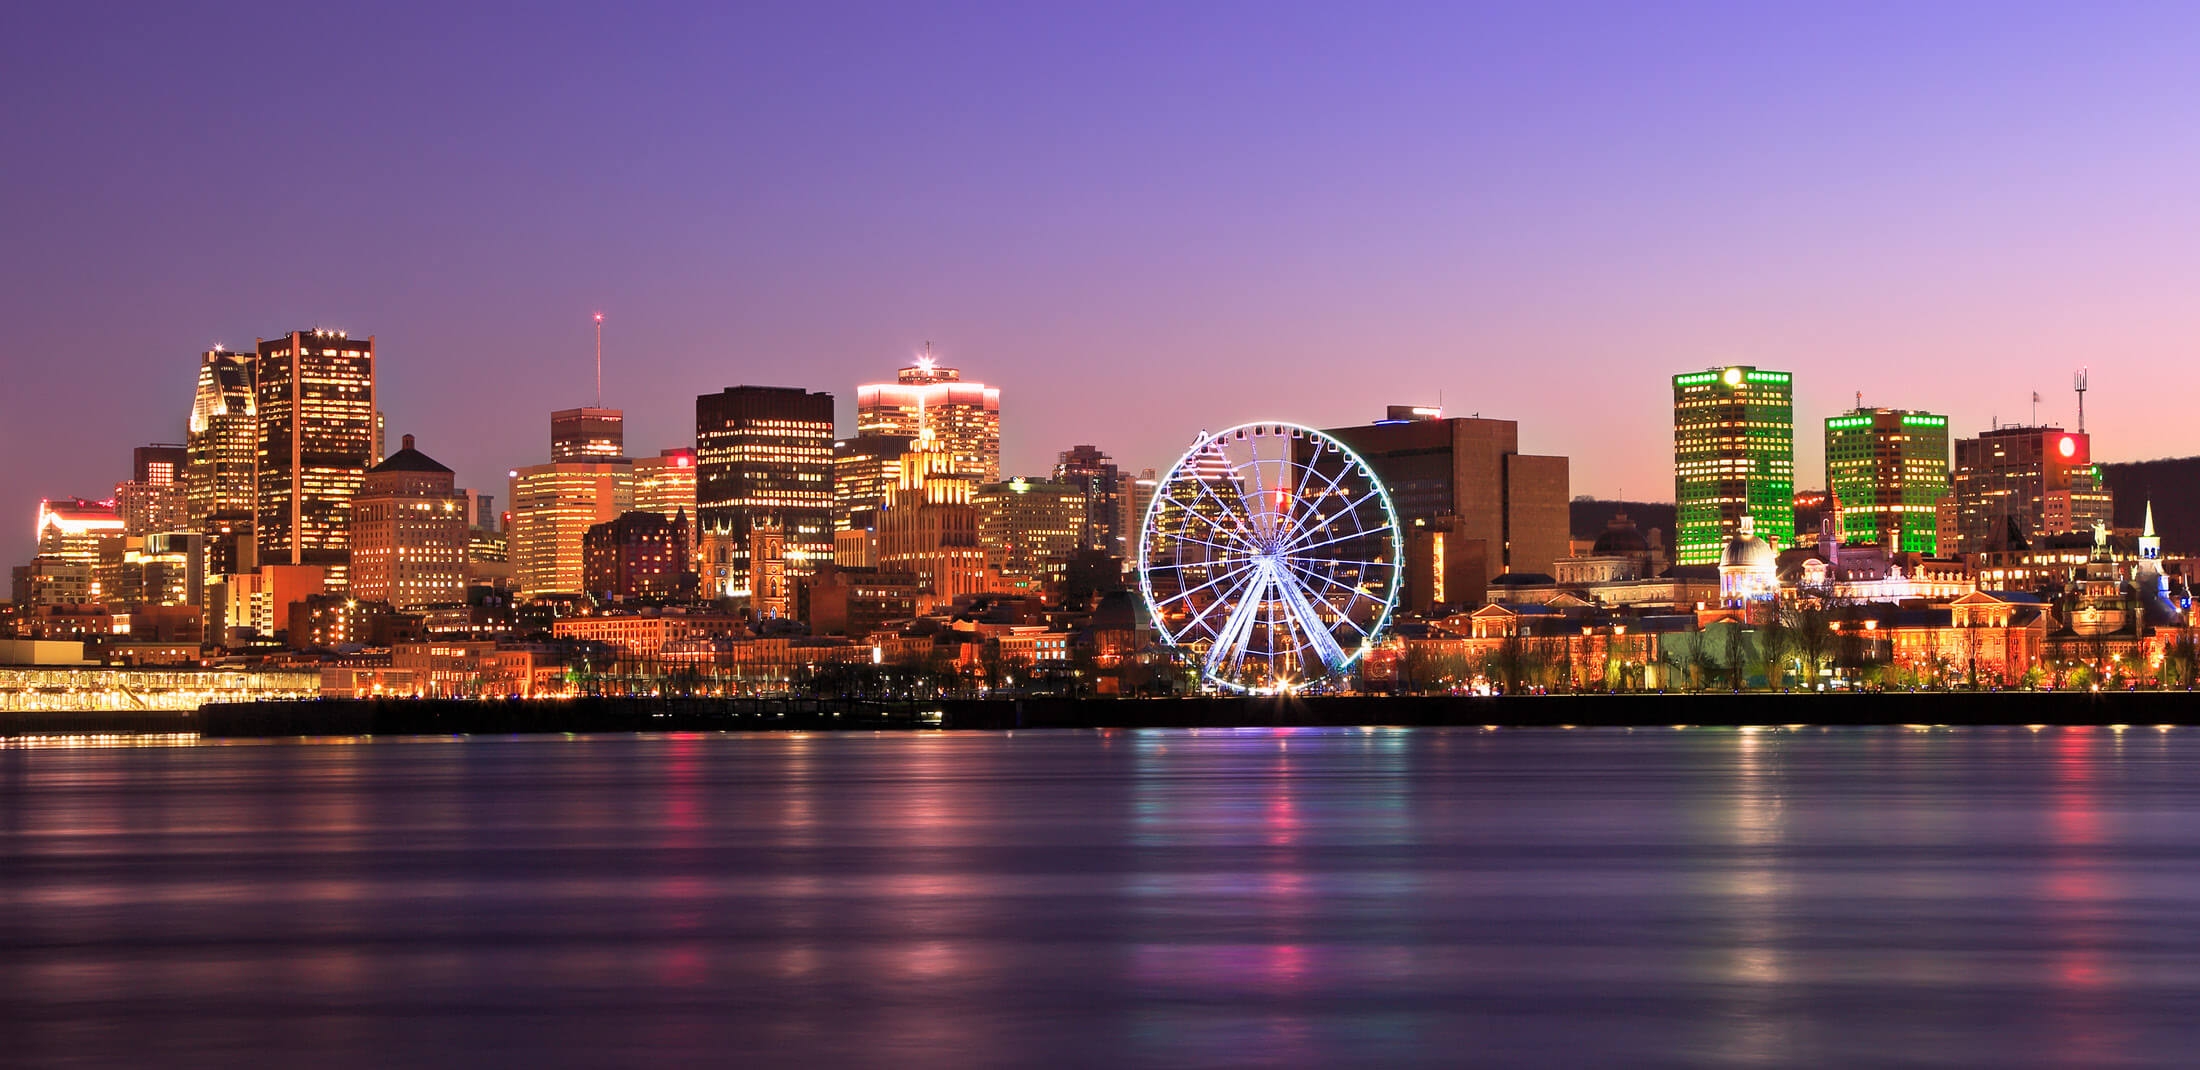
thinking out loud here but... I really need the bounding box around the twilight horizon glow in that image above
[5,2,2200,566]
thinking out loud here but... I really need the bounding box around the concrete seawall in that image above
[159,690,2200,737]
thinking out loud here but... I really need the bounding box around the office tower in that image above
[27,498,125,604]
[1053,445,1125,555]
[551,407,625,462]
[348,435,469,608]
[254,329,377,589]
[633,448,697,527]
[875,442,988,598]
[583,511,691,603]
[833,433,915,532]
[975,477,1088,585]
[1124,468,1158,551]
[695,386,835,601]
[1323,407,1571,612]
[508,461,633,596]
[187,347,257,528]
[854,350,1001,481]
[1672,366,1795,565]
[1948,426,2113,554]
[1823,408,1950,553]
[116,443,190,536]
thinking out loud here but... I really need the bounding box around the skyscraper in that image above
[876,442,988,598]
[633,448,697,525]
[254,329,377,589]
[1823,408,1949,553]
[855,349,1001,481]
[695,386,835,600]
[1672,366,1795,565]
[975,477,1088,585]
[1323,407,1570,612]
[508,461,633,595]
[550,407,625,462]
[186,347,256,528]
[116,443,189,536]
[1053,445,1125,556]
[348,435,469,608]
[1948,426,2113,554]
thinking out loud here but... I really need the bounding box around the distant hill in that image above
[1570,500,1677,545]
[2103,457,2200,551]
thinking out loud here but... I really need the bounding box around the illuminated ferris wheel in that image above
[1137,422,1403,693]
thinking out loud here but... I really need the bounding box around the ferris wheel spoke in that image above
[1155,526,1257,557]
[1205,564,1272,680]
[1162,490,1258,549]
[1151,557,1259,608]
[1274,485,1366,555]
[1271,568,1351,672]
[1283,523,1384,558]
[1179,562,1264,639]
[1280,559,1378,625]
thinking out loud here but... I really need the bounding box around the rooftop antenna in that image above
[593,311,605,406]
[2074,367,2088,433]
[2031,389,2039,427]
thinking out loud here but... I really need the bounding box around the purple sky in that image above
[6,3,2200,567]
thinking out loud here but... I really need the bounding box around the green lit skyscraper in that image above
[1823,408,1949,553]
[1672,366,1794,565]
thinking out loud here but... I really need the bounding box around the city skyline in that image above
[7,5,2200,570]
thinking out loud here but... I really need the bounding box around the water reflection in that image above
[4,728,2200,1066]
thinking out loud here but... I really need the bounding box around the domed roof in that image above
[1593,526,1649,555]
[1720,532,1777,572]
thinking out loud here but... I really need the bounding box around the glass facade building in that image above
[1672,366,1794,566]
[1823,408,1949,553]
[254,330,377,590]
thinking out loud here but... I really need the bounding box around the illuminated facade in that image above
[187,347,257,529]
[833,433,914,534]
[695,386,835,599]
[348,435,468,608]
[1823,408,1949,553]
[854,353,1000,481]
[1673,366,1795,566]
[877,444,989,598]
[508,461,633,596]
[633,448,697,526]
[550,407,625,462]
[975,477,1088,585]
[254,329,377,590]
[115,444,189,537]
[1053,445,1125,554]
[1948,426,2113,554]
[582,510,692,603]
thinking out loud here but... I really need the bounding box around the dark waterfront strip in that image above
[0,690,2182,736]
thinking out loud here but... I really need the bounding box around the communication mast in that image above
[594,311,605,405]
[2073,368,2088,433]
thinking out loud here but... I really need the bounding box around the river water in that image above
[4,727,2198,1067]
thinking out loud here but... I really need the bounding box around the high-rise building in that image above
[254,329,377,589]
[1323,407,1570,612]
[116,443,190,537]
[1124,468,1158,552]
[695,386,835,600]
[583,510,692,603]
[1948,426,2114,554]
[550,407,625,462]
[633,448,697,526]
[833,433,915,535]
[187,347,257,529]
[508,461,633,596]
[1053,445,1125,556]
[855,350,1001,481]
[876,443,988,598]
[1823,408,1949,553]
[348,435,469,608]
[1672,366,1795,565]
[975,477,1088,585]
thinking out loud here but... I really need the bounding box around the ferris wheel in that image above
[1138,422,1403,693]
